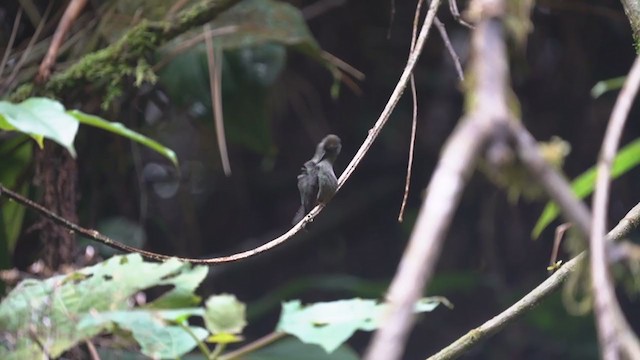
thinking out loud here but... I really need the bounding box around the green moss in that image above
[8,0,241,106]
[10,83,35,102]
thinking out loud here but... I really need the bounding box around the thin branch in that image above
[336,0,439,192]
[84,339,101,360]
[429,201,640,359]
[549,223,571,269]
[1,2,52,94]
[204,24,232,176]
[448,0,473,29]
[591,54,640,360]
[0,183,318,264]
[398,0,424,222]
[320,50,365,81]
[0,7,22,80]
[434,17,464,81]
[219,332,287,360]
[37,0,87,83]
[429,253,586,360]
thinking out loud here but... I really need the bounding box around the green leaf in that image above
[532,138,640,238]
[276,298,447,353]
[68,110,178,167]
[78,309,207,359]
[203,294,247,335]
[0,254,208,358]
[591,76,626,98]
[0,97,79,156]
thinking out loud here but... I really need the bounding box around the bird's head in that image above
[319,134,341,162]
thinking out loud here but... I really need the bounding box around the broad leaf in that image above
[0,254,208,358]
[276,297,447,353]
[68,110,178,167]
[78,309,207,359]
[0,97,78,156]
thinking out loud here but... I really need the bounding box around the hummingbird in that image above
[292,134,342,225]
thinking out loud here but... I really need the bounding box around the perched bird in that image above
[292,134,342,225]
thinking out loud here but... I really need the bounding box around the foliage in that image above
[533,138,640,238]
[0,97,177,165]
[0,254,207,359]
[0,254,446,358]
[277,297,448,352]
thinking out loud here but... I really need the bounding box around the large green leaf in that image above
[0,254,208,358]
[0,97,78,156]
[276,298,447,353]
[68,110,178,167]
[0,98,178,165]
[78,309,207,359]
[532,138,640,238]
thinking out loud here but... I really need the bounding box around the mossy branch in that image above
[10,0,240,107]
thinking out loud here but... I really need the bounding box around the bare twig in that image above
[430,201,640,359]
[37,0,87,83]
[1,3,52,94]
[398,0,424,222]
[0,182,321,264]
[434,17,464,81]
[448,0,473,29]
[84,339,100,360]
[429,253,586,360]
[0,8,22,80]
[204,24,232,176]
[591,54,640,360]
[219,332,287,360]
[336,0,439,193]
[321,50,365,81]
[550,223,571,269]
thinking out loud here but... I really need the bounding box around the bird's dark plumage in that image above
[292,134,341,225]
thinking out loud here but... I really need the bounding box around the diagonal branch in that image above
[590,54,640,360]
[429,202,640,360]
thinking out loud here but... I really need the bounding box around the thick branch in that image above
[590,54,640,360]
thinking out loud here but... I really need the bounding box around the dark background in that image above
[4,0,640,358]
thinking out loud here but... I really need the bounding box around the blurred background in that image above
[2,0,640,358]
